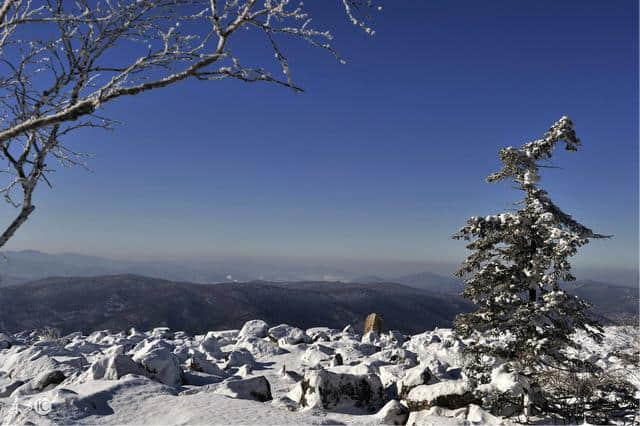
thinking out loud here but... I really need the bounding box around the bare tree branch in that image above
[0,0,381,250]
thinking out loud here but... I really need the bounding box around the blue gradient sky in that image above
[3,0,638,271]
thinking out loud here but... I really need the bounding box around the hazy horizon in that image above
[1,247,637,287]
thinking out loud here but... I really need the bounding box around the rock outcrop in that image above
[89,354,146,380]
[291,369,386,413]
[214,376,273,402]
[364,313,383,335]
[404,379,477,411]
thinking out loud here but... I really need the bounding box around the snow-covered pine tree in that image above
[453,116,608,380]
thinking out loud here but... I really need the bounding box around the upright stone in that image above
[364,313,383,335]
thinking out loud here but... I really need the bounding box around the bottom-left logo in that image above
[7,397,52,416]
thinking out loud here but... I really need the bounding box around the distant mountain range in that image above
[0,250,458,286]
[0,272,636,336]
[355,272,464,294]
[0,250,636,333]
[0,275,472,335]
[0,250,231,285]
[565,280,639,325]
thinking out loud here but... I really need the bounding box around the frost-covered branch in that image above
[0,0,381,249]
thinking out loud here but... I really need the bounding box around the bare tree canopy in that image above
[0,0,380,249]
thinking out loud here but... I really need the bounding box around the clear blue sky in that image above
[4,0,638,272]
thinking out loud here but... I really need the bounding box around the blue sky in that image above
[3,0,638,272]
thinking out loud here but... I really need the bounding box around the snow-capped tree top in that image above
[487,116,580,187]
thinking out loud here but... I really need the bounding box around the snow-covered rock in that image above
[398,364,438,398]
[306,327,334,342]
[335,341,379,365]
[477,363,529,397]
[268,324,309,345]
[208,330,238,346]
[131,340,183,386]
[369,347,418,367]
[90,354,146,380]
[0,323,631,426]
[405,379,476,411]
[10,369,67,397]
[33,369,66,390]
[65,339,103,354]
[379,364,407,389]
[404,330,465,368]
[199,331,224,359]
[271,395,300,411]
[238,320,269,339]
[0,345,84,382]
[374,399,410,425]
[407,404,508,426]
[362,331,381,345]
[300,343,334,368]
[291,369,386,412]
[214,376,272,402]
[236,336,285,358]
[186,351,225,377]
[223,348,256,369]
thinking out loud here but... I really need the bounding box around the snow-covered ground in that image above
[0,322,637,425]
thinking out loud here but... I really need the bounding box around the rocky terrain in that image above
[0,319,637,425]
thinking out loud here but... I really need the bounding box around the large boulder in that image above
[291,369,386,413]
[404,379,477,411]
[335,342,379,365]
[208,330,239,346]
[379,364,407,389]
[132,340,183,386]
[369,348,418,368]
[398,364,439,398]
[373,400,410,425]
[32,369,66,390]
[238,320,269,339]
[0,345,84,382]
[214,376,272,402]
[403,330,466,368]
[10,369,66,397]
[300,344,334,368]
[186,351,225,377]
[223,348,256,370]
[236,337,285,358]
[89,354,146,380]
[268,324,309,345]
[364,313,383,334]
[199,332,224,359]
[306,327,335,342]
